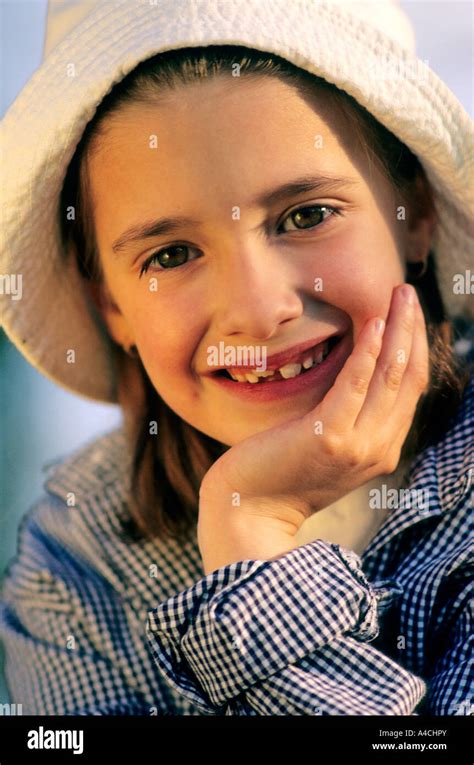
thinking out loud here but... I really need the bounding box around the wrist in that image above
[198,512,299,575]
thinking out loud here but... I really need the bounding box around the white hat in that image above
[1,0,473,403]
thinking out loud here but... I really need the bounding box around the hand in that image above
[198,283,430,574]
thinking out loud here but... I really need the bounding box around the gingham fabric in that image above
[0,374,472,715]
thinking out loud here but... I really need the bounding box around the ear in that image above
[404,170,437,266]
[85,280,135,351]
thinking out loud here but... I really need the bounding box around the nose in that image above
[212,243,303,340]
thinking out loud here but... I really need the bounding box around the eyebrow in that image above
[111,174,357,254]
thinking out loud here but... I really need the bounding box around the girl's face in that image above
[87,75,430,445]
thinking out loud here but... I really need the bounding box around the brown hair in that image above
[59,45,471,545]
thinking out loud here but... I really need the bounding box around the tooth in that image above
[251,369,274,377]
[245,373,260,383]
[278,362,302,379]
[226,341,336,382]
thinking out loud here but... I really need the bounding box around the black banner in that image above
[0,714,471,763]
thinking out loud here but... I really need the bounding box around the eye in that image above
[139,244,200,277]
[139,204,340,278]
[278,204,339,233]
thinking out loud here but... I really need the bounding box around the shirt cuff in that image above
[146,539,381,712]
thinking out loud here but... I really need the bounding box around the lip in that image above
[206,331,346,375]
[208,328,352,402]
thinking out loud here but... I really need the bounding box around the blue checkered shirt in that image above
[0,375,472,716]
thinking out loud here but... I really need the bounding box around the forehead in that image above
[85,75,384,253]
[87,75,357,185]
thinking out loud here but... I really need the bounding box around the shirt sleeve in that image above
[0,498,164,715]
[146,538,427,715]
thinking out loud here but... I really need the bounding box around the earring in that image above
[406,259,428,279]
[124,343,139,358]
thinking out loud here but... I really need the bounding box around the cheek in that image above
[132,293,203,380]
[319,223,405,321]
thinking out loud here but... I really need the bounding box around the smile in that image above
[209,330,350,402]
[221,336,339,383]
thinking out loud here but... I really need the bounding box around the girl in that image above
[0,0,472,716]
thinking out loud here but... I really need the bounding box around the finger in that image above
[383,290,430,454]
[397,287,430,400]
[354,283,416,432]
[317,315,385,433]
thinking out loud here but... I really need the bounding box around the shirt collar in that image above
[42,424,132,525]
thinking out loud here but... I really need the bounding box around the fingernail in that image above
[374,318,385,335]
[401,284,415,304]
